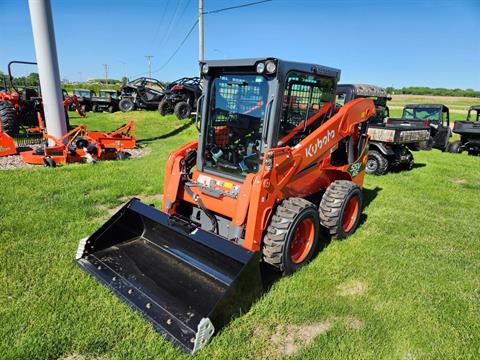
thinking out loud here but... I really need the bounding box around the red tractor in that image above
[0,61,83,139]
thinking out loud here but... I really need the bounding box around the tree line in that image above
[2,70,478,98]
[386,86,480,97]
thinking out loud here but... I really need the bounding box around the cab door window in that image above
[279,72,335,146]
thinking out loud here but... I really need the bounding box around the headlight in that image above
[256,62,265,74]
[265,60,276,74]
[201,63,209,74]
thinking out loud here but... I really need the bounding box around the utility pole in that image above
[120,61,128,82]
[28,0,67,140]
[199,0,204,62]
[103,64,109,85]
[145,55,153,78]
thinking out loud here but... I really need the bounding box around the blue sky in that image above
[0,0,479,89]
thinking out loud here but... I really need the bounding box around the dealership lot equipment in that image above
[449,105,480,156]
[337,84,430,175]
[76,58,375,353]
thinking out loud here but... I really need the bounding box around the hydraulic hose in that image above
[183,179,219,234]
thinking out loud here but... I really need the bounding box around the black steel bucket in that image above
[76,198,262,353]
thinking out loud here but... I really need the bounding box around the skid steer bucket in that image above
[76,198,262,353]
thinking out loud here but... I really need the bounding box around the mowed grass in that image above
[1,105,480,360]
[389,94,480,113]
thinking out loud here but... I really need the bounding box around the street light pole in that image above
[199,0,204,62]
[28,0,67,140]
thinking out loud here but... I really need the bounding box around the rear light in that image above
[423,121,429,126]
[173,85,184,91]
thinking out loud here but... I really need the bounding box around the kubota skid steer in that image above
[76,58,375,353]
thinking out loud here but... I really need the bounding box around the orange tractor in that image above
[0,61,85,154]
[76,58,375,353]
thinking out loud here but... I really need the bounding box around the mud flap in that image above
[76,198,262,353]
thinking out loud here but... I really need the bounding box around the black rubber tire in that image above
[92,104,99,113]
[366,150,388,175]
[468,150,479,156]
[107,105,114,113]
[319,180,363,240]
[43,156,56,168]
[262,198,320,275]
[119,98,135,112]
[174,101,192,120]
[75,138,89,149]
[117,151,128,160]
[448,140,462,154]
[0,101,18,136]
[158,99,170,116]
[402,149,414,171]
[419,136,434,151]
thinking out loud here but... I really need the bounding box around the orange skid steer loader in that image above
[76,58,375,353]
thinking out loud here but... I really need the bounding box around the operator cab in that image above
[336,84,391,124]
[467,105,480,122]
[198,58,339,180]
[402,104,450,127]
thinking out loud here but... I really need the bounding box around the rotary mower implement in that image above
[20,121,136,166]
[85,121,136,149]
[76,58,375,353]
[20,125,116,166]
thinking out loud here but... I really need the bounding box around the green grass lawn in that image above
[1,108,480,360]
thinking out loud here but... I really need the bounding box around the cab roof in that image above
[337,84,388,98]
[404,104,449,111]
[201,58,341,81]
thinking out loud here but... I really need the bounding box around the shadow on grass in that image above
[261,187,382,290]
[388,162,427,174]
[261,227,332,291]
[137,118,195,144]
[412,162,427,169]
[358,186,382,227]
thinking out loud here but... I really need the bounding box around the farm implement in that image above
[20,121,136,166]
[0,121,16,157]
[76,58,376,353]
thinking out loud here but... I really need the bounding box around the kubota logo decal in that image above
[0,145,11,152]
[305,129,335,158]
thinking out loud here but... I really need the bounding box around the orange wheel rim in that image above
[290,218,315,264]
[342,196,359,233]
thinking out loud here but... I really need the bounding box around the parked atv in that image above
[158,77,202,119]
[336,84,430,175]
[91,90,121,113]
[119,77,165,112]
[449,105,480,156]
[73,89,96,112]
[393,104,452,151]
